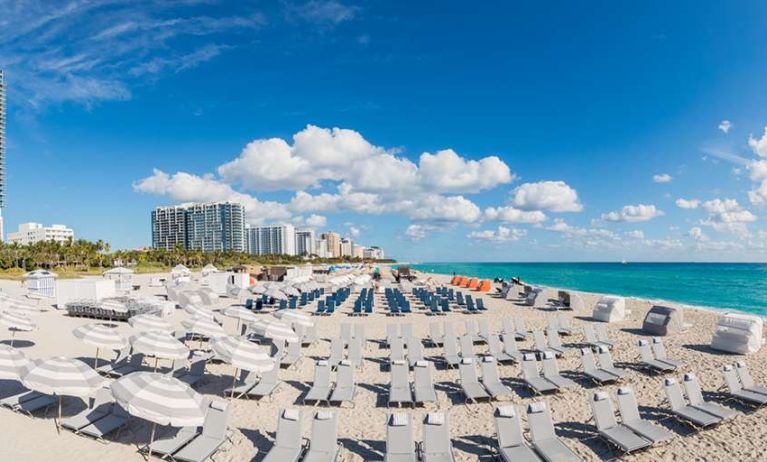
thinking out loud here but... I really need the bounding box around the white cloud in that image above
[407,195,482,223]
[652,173,673,183]
[689,227,708,241]
[305,214,327,228]
[348,226,360,238]
[545,219,618,240]
[601,204,663,222]
[641,238,683,250]
[675,198,700,209]
[625,230,645,239]
[749,127,767,157]
[718,120,732,134]
[484,206,547,224]
[701,198,757,235]
[418,149,514,193]
[510,181,582,212]
[404,224,441,241]
[748,160,767,182]
[467,226,526,242]
[288,1,358,26]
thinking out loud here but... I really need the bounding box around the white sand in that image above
[1,271,767,461]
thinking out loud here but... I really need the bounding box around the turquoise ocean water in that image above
[410,262,767,317]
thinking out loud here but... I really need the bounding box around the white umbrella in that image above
[282,286,300,297]
[264,288,288,301]
[130,331,189,370]
[222,306,258,333]
[2,300,42,315]
[72,323,128,369]
[0,344,29,379]
[0,311,36,346]
[111,372,208,458]
[251,318,299,343]
[181,316,226,341]
[21,357,107,431]
[210,336,274,398]
[250,283,268,294]
[272,310,314,327]
[128,314,173,333]
[183,304,216,320]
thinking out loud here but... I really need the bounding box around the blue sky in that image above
[3,1,767,262]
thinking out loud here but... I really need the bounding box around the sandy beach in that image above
[1,270,766,462]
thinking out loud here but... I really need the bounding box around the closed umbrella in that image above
[210,336,274,398]
[130,331,189,371]
[0,310,36,346]
[73,323,128,369]
[181,316,226,348]
[111,372,207,458]
[183,304,216,319]
[128,314,173,333]
[0,344,29,379]
[21,357,106,432]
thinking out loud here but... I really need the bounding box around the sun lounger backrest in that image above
[615,387,641,423]
[502,318,515,336]
[408,339,424,361]
[464,320,478,337]
[681,373,706,406]
[414,361,434,387]
[527,401,556,442]
[459,334,474,357]
[495,406,525,448]
[595,324,611,343]
[387,413,414,455]
[329,337,343,362]
[540,352,561,377]
[353,324,366,343]
[487,334,503,356]
[533,330,548,350]
[545,328,564,349]
[521,354,541,380]
[479,319,491,337]
[444,322,456,338]
[515,318,527,333]
[314,361,331,387]
[663,378,687,411]
[580,348,598,373]
[391,360,409,388]
[558,314,572,329]
[444,334,459,357]
[275,409,302,449]
[430,323,442,341]
[735,362,757,388]
[336,361,355,388]
[637,340,655,362]
[722,365,743,393]
[480,357,501,382]
[582,325,598,343]
[260,363,280,384]
[311,411,339,453]
[387,324,399,341]
[459,358,480,383]
[402,324,414,339]
[591,392,618,431]
[651,338,670,360]
[502,334,519,355]
[340,324,351,343]
[597,347,616,369]
[203,400,230,439]
[422,413,451,456]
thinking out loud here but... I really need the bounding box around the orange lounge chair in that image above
[451,275,462,285]
[458,277,469,286]
[466,277,479,289]
[476,280,491,292]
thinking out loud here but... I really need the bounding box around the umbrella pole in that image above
[147,421,157,459]
[230,367,239,399]
[154,356,159,372]
[10,330,15,347]
[94,347,99,370]
[56,395,62,434]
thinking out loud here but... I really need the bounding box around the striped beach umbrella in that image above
[130,331,189,370]
[110,372,208,458]
[0,345,29,379]
[264,288,288,301]
[181,316,226,338]
[20,357,107,431]
[128,314,173,333]
[272,310,314,327]
[251,318,299,343]
[72,323,129,369]
[183,304,216,320]
[0,310,36,346]
[223,306,258,333]
[2,299,42,315]
[211,336,274,397]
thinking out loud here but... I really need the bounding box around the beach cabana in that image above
[642,305,687,336]
[24,270,57,298]
[592,296,627,323]
[711,312,763,354]
[171,264,191,284]
[458,276,469,286]
[103,267,134,291]
[476,279,491,292]
[465,277,479,289]
[201,263,219,277]
[450,275,462,285]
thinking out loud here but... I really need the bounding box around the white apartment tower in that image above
[7,223,74,245]
[0,70,6,241]
[295,228,315,256]
[246,224,297,256]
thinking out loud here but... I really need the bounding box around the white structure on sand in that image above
[7,222,74,245]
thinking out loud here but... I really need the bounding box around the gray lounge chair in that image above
[78,403,130,441]
[328,338,344,369]
[0,387,56,414]
[387,324,400,347]
[494,405,542,462]
[478,319,493,344]
[389,360,413,407]
[596,347,628,379]
[102,352,147,377]
[487,334,515,363]
[420,413,456,462]
[651,338,683,367]
[637,340,676,373]
[582,326,610,351]
[348,336,364,369]
[549,315,573,336]
[501,318,516,339]
[413,361,437,405]
[458,334,475,361]
[148,426,198,457]
[521,354,558,395]
[594,324,614,349]
[175,357,207,387]
[171,400,229,462]
[406,337,425,368]
[390,336,406,363]
[429,323,444,347]
[224,370,259,398]
[304,324,320,345]
[458,358,491,403]
[735,361,767,396]
[340,323,352,346]
[513,317,529,340]
[353,324,366,345]
[544,328,569,356]
[281,340,303,369]
[540,352,577,389]
[590,391,651,454]
[243,364,282,400]
[61,389,114,432]
[305,360,332,405]
[402,324,414,340]
[329,360,356,407]
[261,408,303,462]
[464,320,480,343]
[501,333,523,362]
[532,331,549,355]
[681,373,739,420]
[385,413,417,462]
[442,334,461,369]
[479,357,514,399]
[722,364,767,406]
[615,387,674,444]
[303,411,342,462]
[527,401,583,462]
[579,348,619,384]
[662,378,721,428]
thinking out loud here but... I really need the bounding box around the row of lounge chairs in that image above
[304,360,356,407]
[262,409,342,462]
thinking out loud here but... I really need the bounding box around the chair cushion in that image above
[527,402,547,414]
[391,413,408,427]
[497,405,516,418]
[316,411,334,421]
[426,413,445,425]
[283,409,300,421]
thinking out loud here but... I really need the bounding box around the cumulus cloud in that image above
[718,120,732,134]
[675,198,700,209]
[689,226,708,241]
[510,181,582,212]
[652,173,673,183]
[348,225,360,238]
[700,198,757,235]
[749,127,767,157]
[625,230,645,239]
[484,206,547,224]
[419,149,514,193]
[545,219,618,240]
[305,214,327,228]
[601,204,663,222]
[467,226,526,242]
[404,224,441,241]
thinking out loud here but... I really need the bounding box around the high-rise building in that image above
[314,238,329,258]
[7,223,74,245]
[245,224,296,256]
[295,229,315,256]
[363,246,385,260]
[352,244,365,259]
[321,232,341,258]
[151,202,245,252]
[0,70,6,241]
[339,238,353,257]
